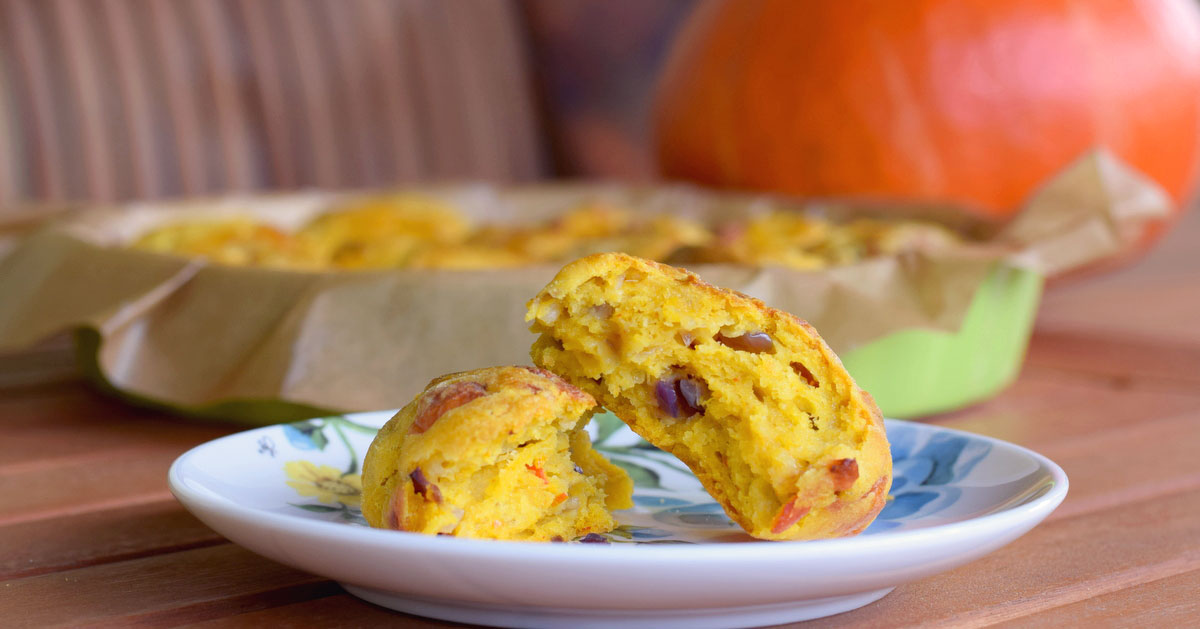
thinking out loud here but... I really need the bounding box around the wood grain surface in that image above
[2,210,1198,627]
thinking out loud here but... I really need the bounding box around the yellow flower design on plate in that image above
[284,460,362,507]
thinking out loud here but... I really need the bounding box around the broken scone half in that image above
[527,253,891,540]
[361,366,633,541]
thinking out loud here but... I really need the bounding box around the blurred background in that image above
[1,0,1198,408]
[0,0,691,204]
[2,0,1196,236]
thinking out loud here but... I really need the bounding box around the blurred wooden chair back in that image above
[0,0,547,207]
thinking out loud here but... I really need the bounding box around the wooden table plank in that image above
[1,446,191,526]
[1038,277,1200,348]
[1033,410,1200,521]
[0,336,78,389]
[100,581,345,629]
[0,404,231,467]
[996,569,1200,627]
[183,594,456,628]
[0,499,223,580]
[1036,207,1200,346]
[0,380,126,413]
[1024,328,1200,389]
[0,384,234,532]
[2,545,331,628]
[927,366,1200,449]
[0,384,233,461]
[802,488,1200,628]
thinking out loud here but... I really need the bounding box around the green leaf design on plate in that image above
[631,439,662,451]
[611,458,660,489]
[289,503,341,513]
[592,410,627,446]
[329,421,358,476]
[341,509,369,525]
[331,416,382,436]
[607,525,635,539]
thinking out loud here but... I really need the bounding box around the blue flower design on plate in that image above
[867,427,992,532]
[652,502,735,529]
[282,421,328,451]
[590,412,1004,541]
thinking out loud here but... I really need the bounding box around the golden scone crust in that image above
[690,213,961,268]
[361,366,633,541]
[131,195,962,272]
[463,203,710,266]
[132,217,319,268]
[526,253,891,541]
[296,194,471,269]
[405,244,534,270]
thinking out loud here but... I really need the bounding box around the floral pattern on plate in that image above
[271,410,1037,543]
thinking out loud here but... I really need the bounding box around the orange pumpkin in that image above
[654,0,1200,241]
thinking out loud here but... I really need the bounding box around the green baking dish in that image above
[841,264,1042,418]
[66,262,1042,424]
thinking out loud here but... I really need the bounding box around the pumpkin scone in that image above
[361,366,633,541]
[495,203,712,264]
[296,194,471,269]
[132,217,317,268]
[526,253,891,540]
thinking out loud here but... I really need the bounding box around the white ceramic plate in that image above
[169,411,1067,629]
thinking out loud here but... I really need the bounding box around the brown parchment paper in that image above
[0,151,1171,421]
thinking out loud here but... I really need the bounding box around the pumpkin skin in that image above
[654,0,1200,239]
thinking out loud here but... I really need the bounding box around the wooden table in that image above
[3,214,1199,628]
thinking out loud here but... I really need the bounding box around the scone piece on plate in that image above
[526,253,891,541]
[361,366,633,541]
